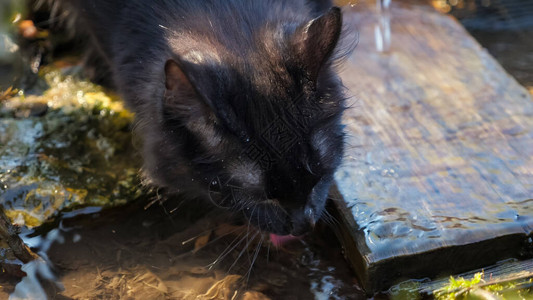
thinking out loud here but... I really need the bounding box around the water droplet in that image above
[72,234,81,243]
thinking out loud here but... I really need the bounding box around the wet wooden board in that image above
[333,0,533,293]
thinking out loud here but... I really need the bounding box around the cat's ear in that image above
[165,59,196,98]
[164,59,212,120]
[291,7,342,81]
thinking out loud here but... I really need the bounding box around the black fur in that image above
[59,0,352,235]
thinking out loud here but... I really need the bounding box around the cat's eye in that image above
[208,178,221,193]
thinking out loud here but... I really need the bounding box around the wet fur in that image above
[48,0,354,235]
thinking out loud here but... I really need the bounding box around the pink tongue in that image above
[269,234,301,247]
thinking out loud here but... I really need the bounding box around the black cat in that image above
[58,0,352,236]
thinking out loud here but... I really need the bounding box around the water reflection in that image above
[10,260,58,300]
[9,229,62,300]
[9,207,104,299]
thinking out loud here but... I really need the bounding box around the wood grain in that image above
[334,0,533,293]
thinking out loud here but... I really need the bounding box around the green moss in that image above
[435,272,484,300]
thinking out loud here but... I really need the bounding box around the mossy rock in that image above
[0,68,145,228]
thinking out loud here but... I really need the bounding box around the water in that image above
[3,203,365,299]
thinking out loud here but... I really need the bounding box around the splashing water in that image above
[375,0,391,52]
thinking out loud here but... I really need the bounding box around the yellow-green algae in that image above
[0,67,144,227]
[389,271,533,300]
[433,272,533,300]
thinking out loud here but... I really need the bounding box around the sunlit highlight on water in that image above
[375,0,391,52]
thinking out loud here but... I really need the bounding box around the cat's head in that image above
[149,7,346,235]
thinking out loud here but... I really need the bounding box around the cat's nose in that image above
[290,207,316,236]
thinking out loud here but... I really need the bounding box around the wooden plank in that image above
[333,0,533,293]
